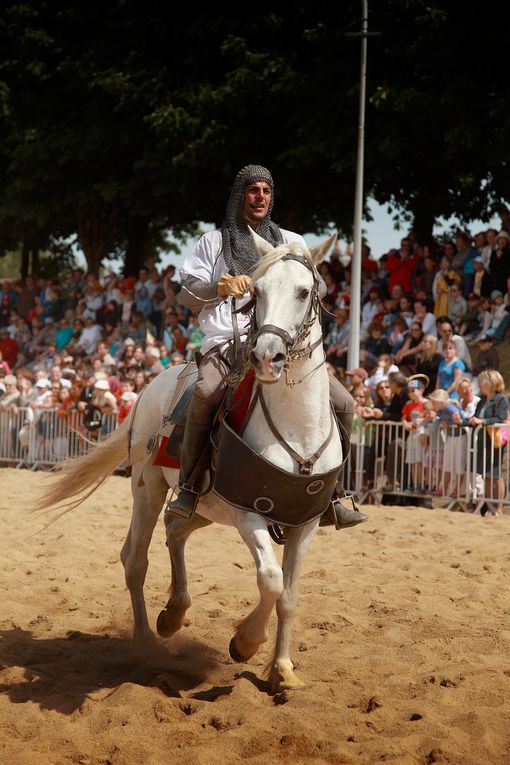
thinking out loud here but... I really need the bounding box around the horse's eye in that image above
[299,289,310,300]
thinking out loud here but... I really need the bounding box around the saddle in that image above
[153,367,257,470]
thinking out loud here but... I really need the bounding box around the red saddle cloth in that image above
[154,370,256,469]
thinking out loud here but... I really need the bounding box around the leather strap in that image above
[258,387,335,475]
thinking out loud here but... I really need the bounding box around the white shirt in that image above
[413,312,437,337]
[181,228,307,354]
[361,300,379,328]
[365,363,399,390]
[460,394,480,421]
[77,324,103,355]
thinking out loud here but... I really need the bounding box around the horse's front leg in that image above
[157,508,212,637]
[229,512,284,662]
[268,519,319,695]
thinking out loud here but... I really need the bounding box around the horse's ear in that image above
[248,226,275,259]
[309,234,337,266]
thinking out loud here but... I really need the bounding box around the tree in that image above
[0,0,508,278]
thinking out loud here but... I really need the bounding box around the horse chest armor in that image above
[211,420,341,526]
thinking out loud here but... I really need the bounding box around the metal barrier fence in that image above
[0,407,118,470]
[344,419,510,515]
[1,408,508,514]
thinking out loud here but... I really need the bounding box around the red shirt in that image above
[0,336,19,367]
[402,400,425,427]
[387,252,420,294]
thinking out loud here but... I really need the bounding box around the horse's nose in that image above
[250,348,286,367]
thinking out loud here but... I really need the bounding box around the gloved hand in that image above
[217,274,253,298]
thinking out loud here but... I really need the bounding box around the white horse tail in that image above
[35,419,130,513]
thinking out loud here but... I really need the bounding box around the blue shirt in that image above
[437,358,465,397]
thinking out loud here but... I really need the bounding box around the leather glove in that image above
[217,274,253,298]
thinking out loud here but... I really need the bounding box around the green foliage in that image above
[0,0,508,276]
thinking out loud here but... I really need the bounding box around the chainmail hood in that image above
[221,164,283,275]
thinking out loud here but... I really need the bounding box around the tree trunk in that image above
[411,204,436,246]
[21,241,30,279]
[124,216,150,277]
[77,206,119,277]
[31,248,40,275]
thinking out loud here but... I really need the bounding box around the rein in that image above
[232,251,336,477]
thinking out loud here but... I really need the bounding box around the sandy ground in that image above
[1,467,509,765]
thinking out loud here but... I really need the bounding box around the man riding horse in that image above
[166,164,367,529]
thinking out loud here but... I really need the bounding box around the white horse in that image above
[38,232,343,694]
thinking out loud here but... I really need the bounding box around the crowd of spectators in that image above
[0,220,510,511]
[0,260,203,438]
[319,220,510,513]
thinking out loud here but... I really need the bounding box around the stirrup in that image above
[320,494,368,530]
[165,488,199,520]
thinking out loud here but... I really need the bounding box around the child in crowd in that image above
[419,400,443,492]
[401,375,429,491]
[428,389,463,496]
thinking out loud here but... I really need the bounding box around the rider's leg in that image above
[322,376,368,528]
[165,350,228,519]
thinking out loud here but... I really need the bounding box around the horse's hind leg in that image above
[121,464,168,641]
[267,520,319,695]
[157,510,212,638]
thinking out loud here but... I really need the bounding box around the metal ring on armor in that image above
[253,496,275,514]
[306,479,325,495]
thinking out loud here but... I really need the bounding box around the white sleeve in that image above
[180,230,224,283]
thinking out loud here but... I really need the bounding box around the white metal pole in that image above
[347,0,368,370]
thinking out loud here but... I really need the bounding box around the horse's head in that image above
[247,230,336,383]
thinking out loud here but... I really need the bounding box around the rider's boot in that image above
[165,394,217,519]
[320,410,368,529]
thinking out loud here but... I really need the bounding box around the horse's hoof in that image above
[229,636,250,663]
[268,663,306,694]
[156,609,182,638]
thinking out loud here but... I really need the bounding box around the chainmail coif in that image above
[221,164,284,276]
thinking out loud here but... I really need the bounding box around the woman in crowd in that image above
[324,308,350,369]
[467,370,510,516]
[414,334,443,394]
[394,321,424,375]
[436,339,465,398]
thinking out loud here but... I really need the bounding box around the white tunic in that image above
[181,228,307,353]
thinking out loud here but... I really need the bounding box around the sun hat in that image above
[406,373,430,390]
[491,290,503,300]
[121,391,138,402]
[146,346,161,358]
[473,256,485,264]
[496,230,510,243]
[35,378,51,388]
[124,337,135,346]
[94,379,110,391]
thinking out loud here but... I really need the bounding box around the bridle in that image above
[242,253,327,388]
[227,252,338,479]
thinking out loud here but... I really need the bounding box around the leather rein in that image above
[230,253,336,477]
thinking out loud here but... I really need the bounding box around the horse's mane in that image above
[251,242,313,283]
